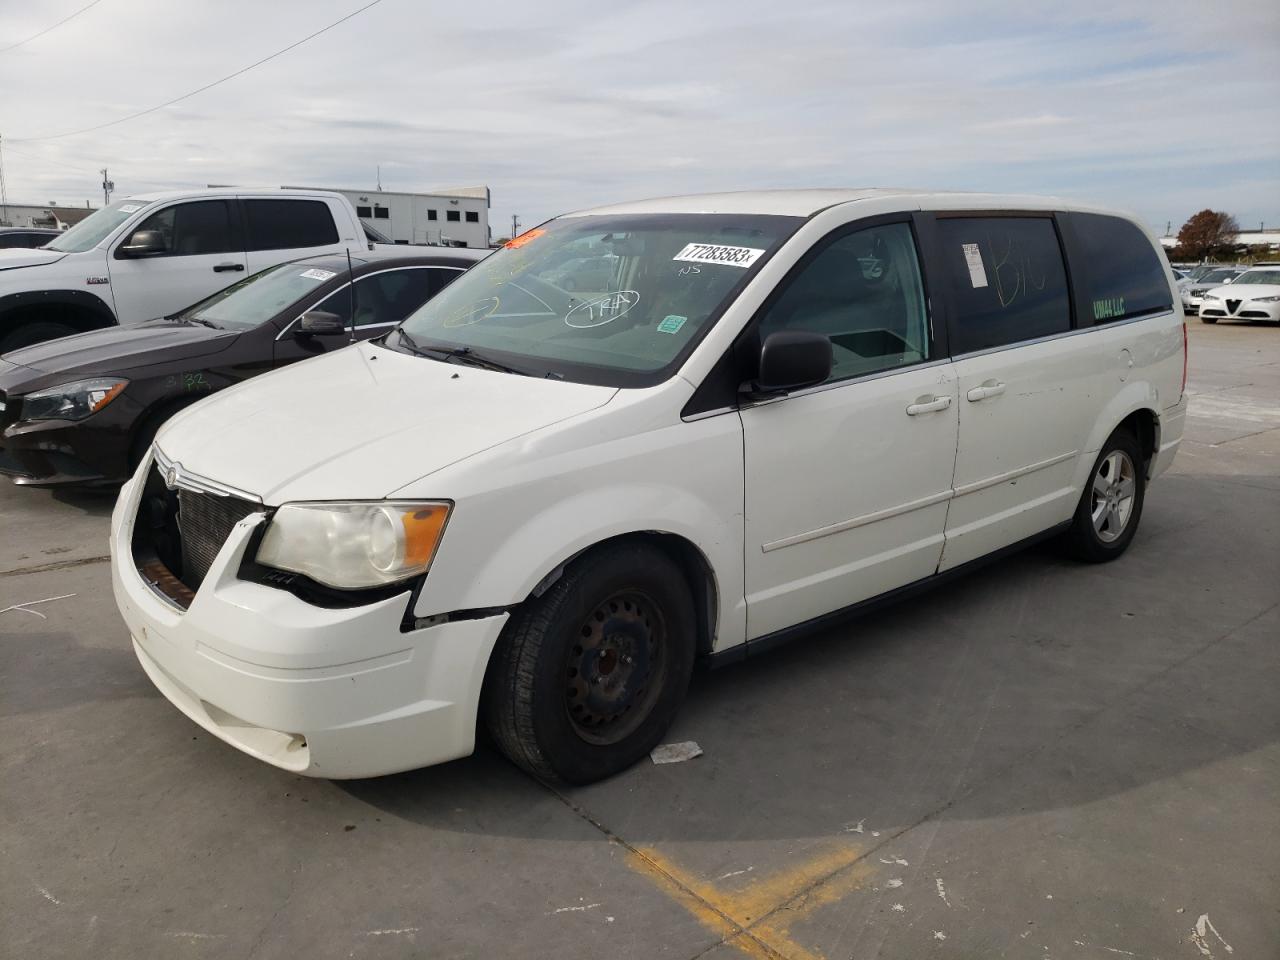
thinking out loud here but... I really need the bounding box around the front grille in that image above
[131,458,262,606]
[177,488,260,587]
[1226,299,1241,314]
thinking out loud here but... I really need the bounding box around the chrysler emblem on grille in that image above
[164,462,182,491]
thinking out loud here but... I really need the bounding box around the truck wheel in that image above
[0,321,76,353]
[484,542,696,784]
[1062,428,1146,563]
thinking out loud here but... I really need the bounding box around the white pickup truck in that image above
[0,187,379,351]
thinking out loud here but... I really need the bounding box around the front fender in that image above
[409,413,748,651]
[0,288,116,329]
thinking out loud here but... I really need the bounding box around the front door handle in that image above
[966,380,1006,402]
[213,262,245,273]
[906,395,953,416]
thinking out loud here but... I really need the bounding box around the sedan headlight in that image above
[1201,293,1222,302]
[20,378,128,422]
[257,501,451,589]
[1251,295,1280,303]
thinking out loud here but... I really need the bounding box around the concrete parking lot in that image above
[2,319,1277,960]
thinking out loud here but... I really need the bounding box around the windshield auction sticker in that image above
[299,268,337,281]
[673,243,765,268]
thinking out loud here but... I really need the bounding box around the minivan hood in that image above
[0,248,67,271]
[155,341,619,502]
[1,321,236,377]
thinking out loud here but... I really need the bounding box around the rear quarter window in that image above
[1067,213,1173,323]
[934,216,1072,354]
[244,199,340,251]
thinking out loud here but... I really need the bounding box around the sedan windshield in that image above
[1199,269,1240,284]
[391,213,802,386]
[181,261,343,330]
[45,199,156,253]
[1235,270,1280,285]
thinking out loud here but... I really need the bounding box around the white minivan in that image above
[110,190,1187,784]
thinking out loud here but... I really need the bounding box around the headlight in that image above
[1201,294,1221,302]
[20,378,128,422]
[256,501,451,589]
[1251,295,1280,303]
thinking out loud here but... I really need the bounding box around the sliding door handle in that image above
[906,395,953,416]
[213,262,245,273]
[966,380,1006,402]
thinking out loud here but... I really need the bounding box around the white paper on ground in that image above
[650,741,703,764]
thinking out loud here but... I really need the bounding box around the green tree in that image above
[1176,210,1239,260]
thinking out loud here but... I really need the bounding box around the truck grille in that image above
[177,487,261,587]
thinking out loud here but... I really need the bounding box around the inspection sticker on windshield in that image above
[961,243,988,289]
[673,242,765,269]
[657,314,687,334]
[118,203,143,214]
[299,268,337,281]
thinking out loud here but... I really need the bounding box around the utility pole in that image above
[100,168,114,206]
[376,165,382,191]
[511,214,519,240]
[0,133,9,226]
[1165,221,1172,237]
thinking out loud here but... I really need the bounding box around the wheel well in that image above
[128,395,203,467]
[0,299,114,334]
[526,532,720,658]
[1118,408,1158,474]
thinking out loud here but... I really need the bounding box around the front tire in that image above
[1062,428,1145,563]
[1200,316,1218,324]
[484,542,696,784]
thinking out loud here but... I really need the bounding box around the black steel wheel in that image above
[484,541,696,783]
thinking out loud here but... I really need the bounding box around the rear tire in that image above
[0,321,77,353]
[484,542,696,784]
[1062,427,1146,563]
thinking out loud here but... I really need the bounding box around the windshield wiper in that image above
[177,316,221,329]
[436,345,530,376]
[389,327,427,356]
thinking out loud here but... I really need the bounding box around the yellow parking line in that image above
[628,842,878,960]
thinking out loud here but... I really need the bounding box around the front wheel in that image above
[0,321,77,353]
[484,542,696,783]
[1061,428,1146,563]
[1200,316,1218,324]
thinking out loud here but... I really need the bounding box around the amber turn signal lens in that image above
[402,504,451,568]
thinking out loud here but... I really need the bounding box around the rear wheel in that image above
[0,321,76,353]
[484,542,696,783]
[1062,428,1145,563]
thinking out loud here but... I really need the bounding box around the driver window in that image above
[757,222,930,383]
[129,201,235,257]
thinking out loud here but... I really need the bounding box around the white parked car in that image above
[1198,267,1280,324]
[110,190,1187,783]
[0,188,376,351]
[1179,266,1245,313]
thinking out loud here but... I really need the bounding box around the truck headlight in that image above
[20,378,128,422]
[256,501,451,589]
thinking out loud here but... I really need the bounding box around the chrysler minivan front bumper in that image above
[110,460,507,779]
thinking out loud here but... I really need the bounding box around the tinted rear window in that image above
[244,199,339,251]
[935,216,1071,353]
[1069,213,1172,323]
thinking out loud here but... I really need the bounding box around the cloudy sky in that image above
[1,0,1277,237]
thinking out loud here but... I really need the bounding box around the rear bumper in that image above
[110,462,509,778]
[1151,398,1187,482]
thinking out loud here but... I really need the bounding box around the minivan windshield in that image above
[44,198,156,253]
[390,213,802,386]
[180,260,342,330]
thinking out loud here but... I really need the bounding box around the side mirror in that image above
[297,310,348,336]
[120,229,168,257]
[746,331,833,398]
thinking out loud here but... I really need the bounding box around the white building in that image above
[0,201,97,230]
[285,185,491,248]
